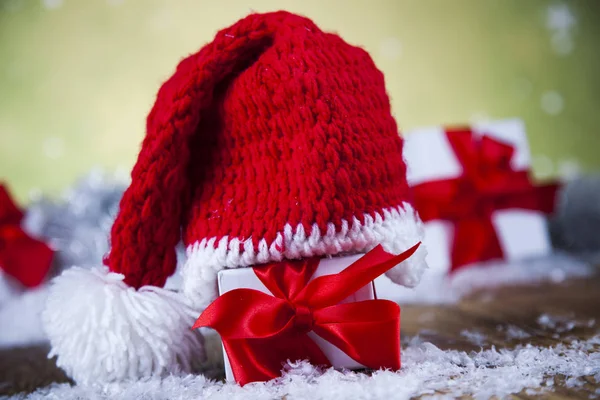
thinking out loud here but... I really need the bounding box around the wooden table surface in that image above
[1,276,599,399]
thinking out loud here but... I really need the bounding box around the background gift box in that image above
[376,119,559,302]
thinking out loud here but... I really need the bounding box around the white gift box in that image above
[217,253,376,382]
[376,119,553,303]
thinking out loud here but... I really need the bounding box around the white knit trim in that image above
[43,266,205,384]
[182,202,428,309]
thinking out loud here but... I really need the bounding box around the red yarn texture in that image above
[107,11,411,289]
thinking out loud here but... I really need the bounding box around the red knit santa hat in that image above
[43,11,427,384]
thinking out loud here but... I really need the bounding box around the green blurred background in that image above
[1,0,599,203]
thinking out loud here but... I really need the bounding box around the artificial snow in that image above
[498,325,532,340]
[0,271,23,309]
[0,286,48,348]
[376,251,594,304]
[537,313,595,333]
[460,330,487,346]
[7,334,599,400]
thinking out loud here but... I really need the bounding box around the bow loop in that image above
[193,289,295,340]
[253,258,320,301]
[0,184,54,288]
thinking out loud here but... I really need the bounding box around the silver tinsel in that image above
[550,175,600,258]
[21,170,187,285]
[22,170,127,276]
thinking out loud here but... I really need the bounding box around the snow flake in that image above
[498,325,532,340]
[557,159,583,181]
[532,154,555,179]
[18,336,600,400]
[42,0,63,10]
[43,136,65,159]
[27,187,42,202]
[546,4,577,33]
[541,90,564,115]
[469,112,491,124]
[537,313,595,333]
[379,37,403,61]
[545,4,577,56]
[460,329,487,346]
[551,32,575,55]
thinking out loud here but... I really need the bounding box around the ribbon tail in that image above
[223,338,282,385]
[533,182,561,214]
[312,300,401,370]
[0,232,54,288]
[224,332,331,386]
[0,184,24,224]
[297,243,420,308]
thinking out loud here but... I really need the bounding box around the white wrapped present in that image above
[376,119,558,303]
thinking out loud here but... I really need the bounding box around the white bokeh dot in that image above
[147,8,175,31]
[28,188,42,202]
[469,112,491,124]
[42,0,63,9]
[114,165,132,184]
[545,4,577,58]
[532,155,555,179]
[557,159,582,181]
[541,91,564,115]
[546,4,576,32]
[551,32,574,56]
[379,37,403,60]
[43,137,65,159]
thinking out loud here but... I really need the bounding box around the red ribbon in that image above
[0,184,54,288]
[194,243,421,385]
[412,128,560,271]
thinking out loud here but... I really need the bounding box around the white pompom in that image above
[42,266,205,384]
[384,243,428,288]
[380,204,429,288]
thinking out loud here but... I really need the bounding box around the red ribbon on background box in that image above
[412,128,560,271]
[0,184,54,287]
[194,243,421,385]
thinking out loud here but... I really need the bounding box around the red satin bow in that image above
[194,243,421,385]
[412,128,559,271]
[0,184,54,287]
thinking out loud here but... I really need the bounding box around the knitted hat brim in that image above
[182,202,427,309]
